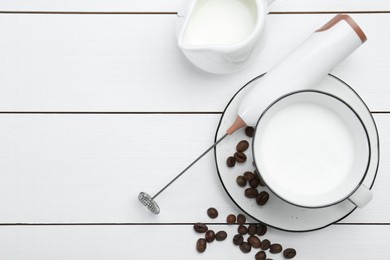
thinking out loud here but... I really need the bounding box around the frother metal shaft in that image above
[139,119,244,214]
[151,133,228,199]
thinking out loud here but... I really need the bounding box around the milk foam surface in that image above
[256,102,355,196]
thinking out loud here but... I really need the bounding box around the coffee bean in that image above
[207,207,218,219]
[255,251,267,260]
[239,242,251,253]
[244,188,258,198]
[237,214,246,225]
[245,126,255,137]
[283,248,297,259]
[248,235,261,248]
[236,176,247,187]
[196,238,207,253]
[270,243,283,254]
[260,239,271,250]
[256,191,269,206]
[244,171,255,181]
[193,222,208,233]
[247,224,257,235]
[237,225,248,235]
[250,178,260,188]
[233,234,244,245]
[227,156,236,167]
[234,152,247,163]
[205,230,215,243]
[236,140,249,152]
[256,224,267,236]
[226,214,236,224]
[215,231,227,241]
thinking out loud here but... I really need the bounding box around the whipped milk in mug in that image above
[183,0,257,45]
[256,101,355,196]
[252,91,371,208]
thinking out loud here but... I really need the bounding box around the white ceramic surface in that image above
[253,91,370,208]
[214,74,379,231]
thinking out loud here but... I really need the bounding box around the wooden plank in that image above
[0,0,389,13]
[0,113,388,223]
[0,224,389,259]
[339,114,390,223]
[0,114,226,223]
[270,0,390,13]
[0,14,388,112]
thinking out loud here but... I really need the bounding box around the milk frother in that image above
[139,14,367,214]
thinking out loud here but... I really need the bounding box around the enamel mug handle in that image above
[348,184,373,208]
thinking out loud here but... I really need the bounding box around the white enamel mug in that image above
[252,91,373,208]
[176,0,274,74]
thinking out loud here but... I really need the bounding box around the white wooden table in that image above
[0,1,389,259]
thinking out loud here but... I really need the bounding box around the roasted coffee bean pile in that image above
[226,127,253,167]
[194,208,228,253]
[193,207,297,259]
[227,126,270,206]
[239,172,269,206]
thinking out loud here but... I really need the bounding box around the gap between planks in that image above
[0,112,222,115]
[0,11,390,15]
[0,223,389,226]
[0,112,388,114]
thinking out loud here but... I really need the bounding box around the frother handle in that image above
[236,14,366,127]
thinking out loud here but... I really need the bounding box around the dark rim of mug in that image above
[251,89,371,209]
[213,73,380,232]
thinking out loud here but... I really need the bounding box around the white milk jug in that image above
[176,0,275,74]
